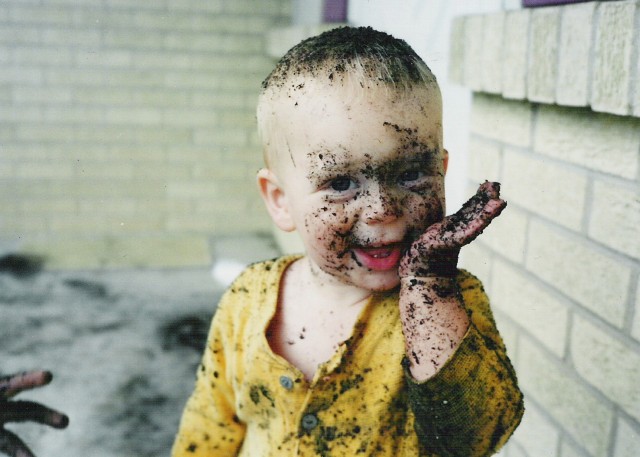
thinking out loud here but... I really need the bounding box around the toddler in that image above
[172,26,523,457]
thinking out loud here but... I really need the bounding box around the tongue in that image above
[354,246,402,271]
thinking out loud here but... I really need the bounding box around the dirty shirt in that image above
[172,256,523,457]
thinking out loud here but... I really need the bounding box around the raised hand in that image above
[400,181,507,278]
[0,371,68,457]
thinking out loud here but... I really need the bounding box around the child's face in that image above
[269,79,446,292]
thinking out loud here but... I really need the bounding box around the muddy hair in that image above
[257,26,439,169]
[261,26,436,91]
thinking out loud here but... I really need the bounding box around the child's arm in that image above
[1,371,68,457]
[398,182,523,456]
[172,301,246,457]
[398,181,506,381]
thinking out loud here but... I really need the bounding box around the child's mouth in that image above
[352,244,403,271]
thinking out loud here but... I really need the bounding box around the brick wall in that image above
[452,2,640,456]
[0,0,291,268]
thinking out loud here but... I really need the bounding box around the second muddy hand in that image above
[0,371,69,457]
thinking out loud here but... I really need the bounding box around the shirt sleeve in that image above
[172,290,246,457]
[404,271,524,457]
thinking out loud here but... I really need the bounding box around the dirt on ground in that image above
[1,255,225,457]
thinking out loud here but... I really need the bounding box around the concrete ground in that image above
[1,234,280,457]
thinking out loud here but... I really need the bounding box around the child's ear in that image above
[257,168,296,232]
[442,149,449,175]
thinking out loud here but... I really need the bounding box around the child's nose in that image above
[362,184,402,224]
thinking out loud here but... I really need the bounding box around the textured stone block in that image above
[471,94,532,146]
[502,9,530,99]
[458,241,493,290]
[479,205,527,264]
[166,181,218,199]
[463,15,486,91]
[0,106,43,123]
[43,107,105,124]
[10,5,76,25]
[534,104,640,179]
[492,261,568,356]
[508,402,560,457]
[41,28,101,46]
[526,220,631,327]
[588,179,640,260]
[12,47,73,65]
[557,2,596,106]
[633,285,640,342]
[518,337,614,457]
[635,37,640,117]
[192,128,249,147]
[468,136,501,183]
[614,416,640,457]
[560,440,587,457]
[481,12,505,94]
[24,235,212,269]
[503,150,587,231]
[527,7,560,103]
[571,316,640,422]
[448,17,466,85]
[591,0,636,115]
[106,108,162,126]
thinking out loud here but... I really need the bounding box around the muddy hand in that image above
[0,371,68,457]
[399,181,506,278]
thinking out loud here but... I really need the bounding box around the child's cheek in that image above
[405,189,445,239]
[303,204,355,255]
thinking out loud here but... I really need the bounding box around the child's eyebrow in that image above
[306,148,440,183]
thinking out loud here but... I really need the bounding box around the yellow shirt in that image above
[172,256,523,456]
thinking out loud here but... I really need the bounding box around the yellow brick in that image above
[0,106,43,123]
[16,163,75,179]
[166,215,217,232]
[10,5,76,25]
[133,163,191,180]
[21,199,76,213]
[12,47,73,65]
[588,179,640,260]
[78,199,136,214]
[166,181,218,199]
[0,162,15,178]
[16,125,75,142]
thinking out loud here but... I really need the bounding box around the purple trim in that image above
[522,0,591,6]
[323,0,348,23]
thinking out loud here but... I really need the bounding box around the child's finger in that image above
[1,401,69,429]
[0,428,37,457]
[0,371,53,399]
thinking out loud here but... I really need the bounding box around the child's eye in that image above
[329,176,357,192]
[398,169,424,184]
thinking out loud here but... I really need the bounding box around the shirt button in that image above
[301,413,319,431]
[279,375,294,390]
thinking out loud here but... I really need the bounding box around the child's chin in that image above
[352,270,400,292]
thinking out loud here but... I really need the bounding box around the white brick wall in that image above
[0,0,292,268]
[451,0,640,117]
[453,3,640,455]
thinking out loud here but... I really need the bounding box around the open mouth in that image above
[352,244,404,271]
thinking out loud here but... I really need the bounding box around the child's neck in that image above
[300,257,373,310]
[267,257,371,381]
